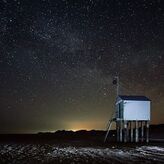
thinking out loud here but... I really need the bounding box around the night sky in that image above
[0,0,164,133]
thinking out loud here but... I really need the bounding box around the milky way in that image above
[0,0,164,133]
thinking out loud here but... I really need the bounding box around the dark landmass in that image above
[149,124,164,141]
[0,124,163,145]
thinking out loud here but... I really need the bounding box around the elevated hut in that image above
[104,76,151,143]
[116,95,151,142]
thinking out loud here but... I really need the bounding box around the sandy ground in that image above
[0,143,164,164]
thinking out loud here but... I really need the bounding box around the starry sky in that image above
[0,0,164,133]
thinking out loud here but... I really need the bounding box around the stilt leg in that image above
[141,121,144,142]
[135,121,139,142]
[124,121,127,143]
[127,122,129,142]
[131,121,133,142]
[117,121,119,142]
[146,121,149,143]
[120,120,123,142]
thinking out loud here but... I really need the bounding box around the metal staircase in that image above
[104,112,116,142]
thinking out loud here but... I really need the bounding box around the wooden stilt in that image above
[146,121,149,143]
[135,121,139,142]
[120,120,123,142]
[124,121,127,143]
[127,122,129,142]
[138,121,141,142]
[116,121,119,142]
[130,121,133,142]
[141,121,144,142]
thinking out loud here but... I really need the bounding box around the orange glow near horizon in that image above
[66,120,109,131]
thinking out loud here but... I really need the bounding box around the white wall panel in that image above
[123,100,150,120]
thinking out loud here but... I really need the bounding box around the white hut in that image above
[104,95,151,143]
[116,95,150,121]
[116,95,151,143]
[104,76,151,143]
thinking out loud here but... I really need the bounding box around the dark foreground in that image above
[0,125,164,164]
[0,142,164,164]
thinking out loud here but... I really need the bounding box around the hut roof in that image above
[118,95,151,101]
